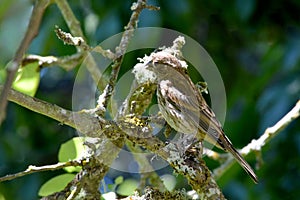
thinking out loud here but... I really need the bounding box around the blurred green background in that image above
[0,0,300,199]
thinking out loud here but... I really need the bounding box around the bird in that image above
[146,51,258,183]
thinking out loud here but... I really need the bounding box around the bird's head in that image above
[132,50,188,84]
[145,51,188,80]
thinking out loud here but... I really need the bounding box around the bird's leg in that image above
[170,133,200,156]
[195,81,208,94]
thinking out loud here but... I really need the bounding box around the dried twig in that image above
[55,26,90,50]
[54,0,105,90]
[0,160,82,182]
[54,0,86,47]
[22,53,84,71]
[95,0,158,116]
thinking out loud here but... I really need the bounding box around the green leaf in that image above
[38,174,75,197]
[107,183,115,191]
[58,137,85,172]
[12,61,40,97]
[114,176,124,185]
[161,174,176,191]
[116,179,138,196]
[108,176,124,192]
[0,66,6,84]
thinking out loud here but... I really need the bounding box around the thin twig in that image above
[93,46,117,60]
[54,0,85,46]
[55,26,90,50]
[0,86,105,138]
[54,0,105,90]
[243,99,300,153]
[95,0,155,116]
[0,160,82,182]
[0,0,51,125]
[41,157,106,200]
[22,53,84,71]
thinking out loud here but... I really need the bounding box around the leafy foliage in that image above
[12,62,40,97]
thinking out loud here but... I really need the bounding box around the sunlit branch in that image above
[214,99,300,180]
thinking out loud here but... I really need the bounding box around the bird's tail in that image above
[227,145,259,184]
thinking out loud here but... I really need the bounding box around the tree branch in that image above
[1,86,106,139]
[41,156,108,200]
[1,35,228,199]
[95,0,159,116]
[214,99,300,180]
[54,0,107,91]
[39,1,159,199]
[1,79,224,199]
[0,0,51,125]
[1,0,228,199]
[54,0,85,46]
[22,53,84,71]
[0,160,82,182]
[54,26,90,51]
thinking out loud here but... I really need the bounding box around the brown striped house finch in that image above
[146,51,258,183]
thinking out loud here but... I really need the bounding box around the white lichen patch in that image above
[133,36,188,84]
[132,61,157,84]
[207,187,221,197]
[61,108,67,115]
[166,143,197,177]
